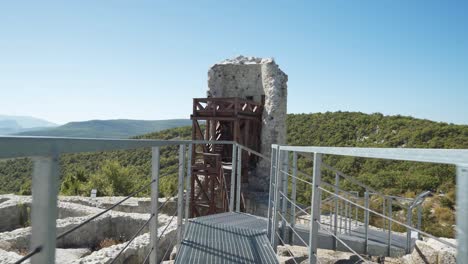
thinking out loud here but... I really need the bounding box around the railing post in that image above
[177,145,186,245]
[383,197,386,232]
[30,155,59,264]
[150,147,160,264]
[281,150,289,242]
[308,153,322,264]
[406,206,413,254]
[417,205,422,240]
[456,165,468,263]
[236,145,242,212]
[229,143,237,212]
[345,197,349,234]
[267,146,277,241]
[333,173,339,249]
[387,197,392,256]
[364,190,369,254]
[289,152,298,244]
[271,146,282,249]
[184,144,193,225]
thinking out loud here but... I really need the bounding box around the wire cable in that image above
[13,246,42,264]
[57,179,155,240]
[318,186,456,249]
[110,214,154,264]
[141,246,153,264]
[315,220,369,263]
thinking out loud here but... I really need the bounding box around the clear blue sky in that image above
[1,1,467,125]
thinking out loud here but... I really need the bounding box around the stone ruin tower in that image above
[207,56,288,191]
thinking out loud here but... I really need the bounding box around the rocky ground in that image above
[0,194,178,264]
[277,236,456,264]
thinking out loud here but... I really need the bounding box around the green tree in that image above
[60,167,88,196]
[86,160,139,196]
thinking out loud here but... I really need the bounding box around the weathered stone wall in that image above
[207,56,288,191]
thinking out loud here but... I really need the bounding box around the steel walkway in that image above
[175,212,279,264]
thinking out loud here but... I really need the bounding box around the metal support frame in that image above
[387,197,392,256]
[406,206,413,254]
[271,146,282,249]
[333,173,339,249]
[345,198,349,233]
[177,145,186,245]
[364,190,369,254]
[149,147,160,264]
[184,144,193,226]
[280,150,289,241]
[267,146,277,240]
[236,145,242,212]
[456,165,468,262]
[417,205,422,240]
[289,152,298,244]
[30,155,59,264]
[229,144,237,212]
[308,153,322,264]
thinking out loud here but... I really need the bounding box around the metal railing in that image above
[294,163,429,255]
[267,145,468,263]
[0,136,241,264]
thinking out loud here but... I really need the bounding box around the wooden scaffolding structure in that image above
[190,97,263,217]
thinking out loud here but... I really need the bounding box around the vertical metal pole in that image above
[150,147,160,264]
[387,198,392,256]
[406,206,412,254]
[333,173,339,249]
[318,189,322,227]
[281,150,289,241]
[340,200,343,233]
[383,197,386,232]
[236,145,242,212]
[355,199,358,229]
[30,155,59,264]
[177,145,186,245]
[229,143,237,212]
[184,144,193,224]
[364,191,369,254]
[345,198,349,234]
[456,165,468,263]
[308,153,322,264]
[289,152,298,244]
[267,146,277,241]
[271,146,282,248]
[417,205,422,240]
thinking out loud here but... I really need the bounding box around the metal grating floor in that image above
[175,212,278,264]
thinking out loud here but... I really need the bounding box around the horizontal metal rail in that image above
[0,136,234,158]
[322,162,408,208]
[276,144,468,166]
[318,186,456,249]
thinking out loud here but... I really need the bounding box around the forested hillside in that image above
[15,119,191,138]
[1,112,467,237]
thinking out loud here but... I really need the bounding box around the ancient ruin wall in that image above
[207,56,288,191]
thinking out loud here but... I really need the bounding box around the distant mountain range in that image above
[13,119,192,138]
[0,115,57,135]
